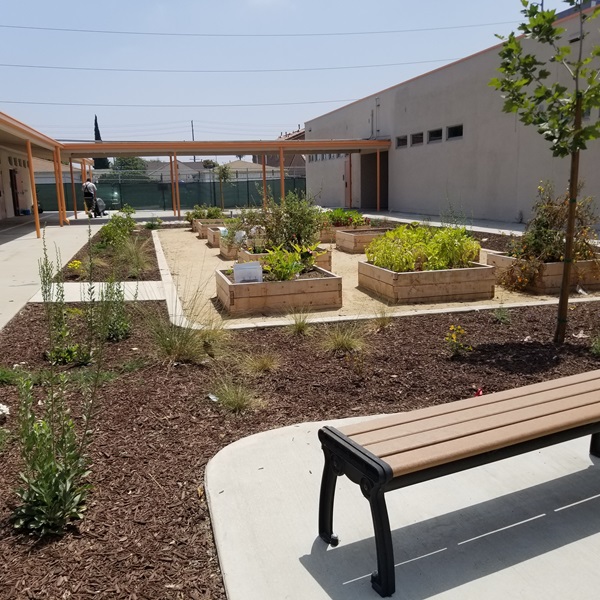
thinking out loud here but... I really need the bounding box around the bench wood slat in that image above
[339,369,600,438]
[352,380,600,447]
[365,390,600,462]
[384,402,600,476]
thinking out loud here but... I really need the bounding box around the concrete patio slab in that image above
[206,417,600,600]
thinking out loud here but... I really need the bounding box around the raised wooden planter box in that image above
[485,252,600,294]
[320,225,372,244]
[237,247,332,271]
[219,239,239,260]
[215,267,343,315]
[197,219,226,239]
[335,228,393,254]
[207,226,223,248]
[358,261,495,304]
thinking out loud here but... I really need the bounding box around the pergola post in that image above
[173,152,181,218]
[25,141,41,238]
[53,147,64,226]
[169,155,176,215]
[56,148,69,224]
[69,159,78,219]
[279,146,285,203]
[349,154,353,208]
[376,150,381,212]
[262,154,267,208]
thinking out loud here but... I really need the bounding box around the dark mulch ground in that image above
[0,296,599,598]
[62,228,161,282]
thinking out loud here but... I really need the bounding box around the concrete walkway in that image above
[206,417,600,600]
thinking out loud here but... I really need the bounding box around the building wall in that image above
[0,147,33,217]
[306,13,600,223]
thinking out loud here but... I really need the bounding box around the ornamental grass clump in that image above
[365,225,480,272]
[501,182,599,291]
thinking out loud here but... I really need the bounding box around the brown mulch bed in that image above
[0,297,599,598]
[62,228,161,282]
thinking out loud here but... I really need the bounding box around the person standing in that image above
[82,178,98,217]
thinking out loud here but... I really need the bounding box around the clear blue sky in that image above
[0,0,569,158]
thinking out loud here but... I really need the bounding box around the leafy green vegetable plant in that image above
[365,225,480,272]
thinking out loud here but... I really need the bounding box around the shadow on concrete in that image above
[300,466,600,599]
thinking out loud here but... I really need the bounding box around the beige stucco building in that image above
[306,6,600,223]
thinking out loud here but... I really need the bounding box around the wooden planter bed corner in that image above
[215,267,342,315]
[358,261,495,304]
[197,219,227,239]
[485,252,600,294]
[335,228,393,254]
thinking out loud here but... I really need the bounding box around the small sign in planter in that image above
[237,247,333,271]
[358,261,495,304]
[485,252,600,294]
[215,267,343,315]
[336,228,393,254]
[233,261,263,283]
[198,219,226,239]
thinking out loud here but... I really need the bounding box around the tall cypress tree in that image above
[93,115,110,170]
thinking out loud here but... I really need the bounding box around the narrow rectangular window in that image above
[396,135,408,148]
[410,132,424,146]
[428,129,443,143]
[447,124,463,140]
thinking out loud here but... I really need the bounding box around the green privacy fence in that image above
[36,178,306,212]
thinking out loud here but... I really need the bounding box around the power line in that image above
[0,21,518,38]
[0,57,456,75]
[0,98,357,108]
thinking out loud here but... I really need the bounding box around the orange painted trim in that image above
[56,147,69,225]
[69,160,78,219]
[26,141,41,239]
[61,139,390,159]
[348,153,352,208]
[169,156,176,215]
[376,150,381,212]
[173,152,181,218]
[0,111,62,149]
[53,147,64,226]
[279,147,285,202]
[261,155,267,208]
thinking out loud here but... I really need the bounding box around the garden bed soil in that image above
[1,299,600,598]
[62,228,161,282]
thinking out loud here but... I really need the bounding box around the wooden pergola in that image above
[0,109,391,238]
[0,112,92,238]
[62,139,391,218]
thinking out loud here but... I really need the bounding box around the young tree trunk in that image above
[554,94,582,344]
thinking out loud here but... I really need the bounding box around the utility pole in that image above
[191,120,196,162]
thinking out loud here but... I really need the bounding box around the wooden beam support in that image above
[376,150,381,212]
[69,159,78,219]
[262,154,267,208]
[53,147,64,226]
[279,146,285,203]
[169,155,176,215]
[55,147,69,224]
[173,152,181,218]
[25,141,41,239]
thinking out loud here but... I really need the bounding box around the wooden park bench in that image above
[318,369,600,597]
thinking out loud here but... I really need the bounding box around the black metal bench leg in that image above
[318,447,339,547]
[591,433,600,458]
[368,486,395,597]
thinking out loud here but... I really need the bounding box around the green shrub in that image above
[14,374,92,536]
[502,182,599,290]
[365,225,479,273]
[591,335,600,357]
[0,366,19,385]
[99,205,136,247]
[263,246,303,281]
[150,317,207,364]
[117,237,152,279]
[243,352,279,374]
[322,208,368,228]
[288,310,311,336]
[144,217,162,230]
[185,204,224,223]
[101,280,131,342]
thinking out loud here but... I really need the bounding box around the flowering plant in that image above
[444,324,472,357]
